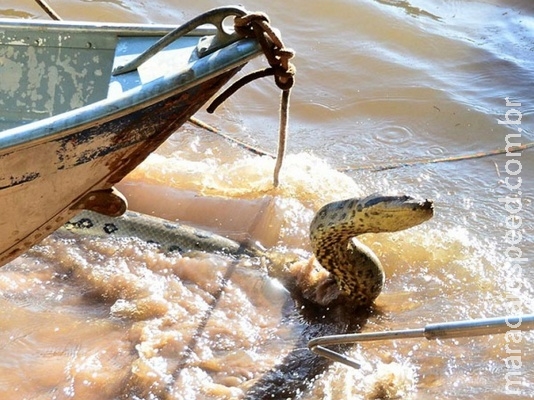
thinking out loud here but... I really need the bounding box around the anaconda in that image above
[61,193,433,307]
[310,194,433,306]
[62,210,260,257]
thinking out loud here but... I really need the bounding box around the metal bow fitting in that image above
[112,6,249,76]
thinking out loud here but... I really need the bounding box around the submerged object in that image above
[61,209,262,257]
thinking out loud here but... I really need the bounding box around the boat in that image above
[0,6,263,266]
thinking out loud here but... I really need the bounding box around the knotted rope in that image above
[207,12,296,187]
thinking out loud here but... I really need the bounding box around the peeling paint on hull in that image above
[0,15,261,266]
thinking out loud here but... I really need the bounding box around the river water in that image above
[1,1,533,399]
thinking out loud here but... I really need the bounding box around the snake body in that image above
[61,210,260,257]
[62,193,433,306]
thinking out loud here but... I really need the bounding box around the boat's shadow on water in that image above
[244,293,372,400]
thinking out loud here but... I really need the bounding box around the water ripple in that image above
[373,125,414,145]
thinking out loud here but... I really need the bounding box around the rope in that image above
[34,0,62,20]
[206,69,275,113]
[207,12,296,187]
[191,118,533,173]
[274,89,290,186]
[339,142,534,172]
[188,117,275,158]
[167,260,239,395]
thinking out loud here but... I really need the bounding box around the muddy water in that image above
[2,0,534,399]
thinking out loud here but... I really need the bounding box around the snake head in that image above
[356,193,434,233]
[310,193,434,238]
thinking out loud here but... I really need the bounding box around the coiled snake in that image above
[62,193,433,306]
[310,194,433,306]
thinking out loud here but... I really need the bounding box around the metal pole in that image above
[308,314,534,369]
[424,314,534,339]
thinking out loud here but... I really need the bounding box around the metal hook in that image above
[308,314,534,369]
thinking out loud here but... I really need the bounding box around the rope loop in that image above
[233,12,296,91]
